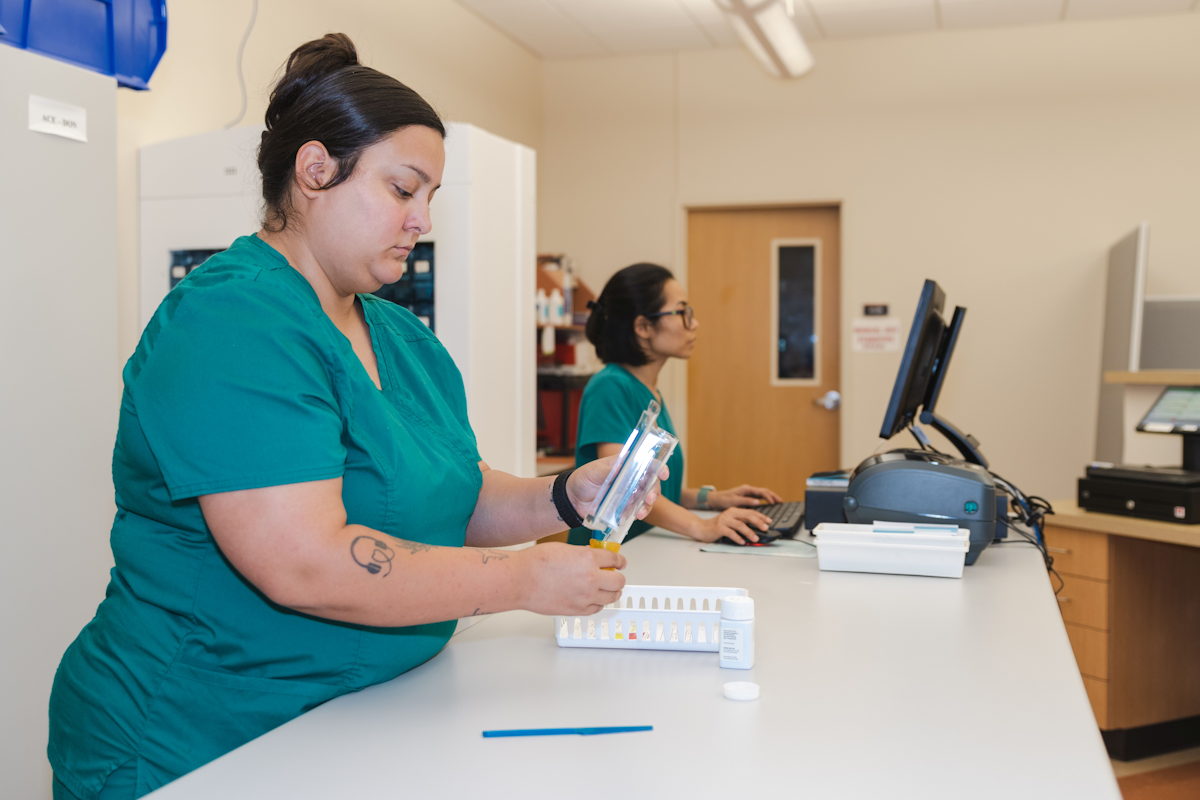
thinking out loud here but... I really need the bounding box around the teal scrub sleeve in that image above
[131,280,347,501]
[576,378,642,451]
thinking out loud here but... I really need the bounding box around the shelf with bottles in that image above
[536,254,595,328]
[536,254,599,456]
[536,253,600,375]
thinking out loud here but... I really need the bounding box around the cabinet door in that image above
[1109,536,1200,730]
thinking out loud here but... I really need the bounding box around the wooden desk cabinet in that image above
[1044,505,1200,755]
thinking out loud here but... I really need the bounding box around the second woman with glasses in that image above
[567,263,783,547]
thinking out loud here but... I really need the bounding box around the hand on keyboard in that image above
[707,484,784,510]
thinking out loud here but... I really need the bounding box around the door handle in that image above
[814,390,841,411]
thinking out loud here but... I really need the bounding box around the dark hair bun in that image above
[289,31,360,73]
[265,33,360,133]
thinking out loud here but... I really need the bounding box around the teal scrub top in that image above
[568,363,684,546]
[48,235,483,799]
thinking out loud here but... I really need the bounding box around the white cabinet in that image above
[0,45,119,800]
[139,122,535,478]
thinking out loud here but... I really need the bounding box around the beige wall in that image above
[539,14,1200,500]
[115,0,543,361]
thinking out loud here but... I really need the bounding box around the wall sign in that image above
[851,317,901,352]
[863,303,889,316]
[29,95,87,143]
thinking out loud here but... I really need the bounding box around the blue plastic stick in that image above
[482,726,652,738]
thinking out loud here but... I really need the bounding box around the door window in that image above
[771,239,821,385]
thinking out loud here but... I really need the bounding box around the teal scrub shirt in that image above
[48,235,483,799]
[567,363,684,546]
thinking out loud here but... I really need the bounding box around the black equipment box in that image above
[806,469,1011,543]
[804,485,848,529]
[1078,464,1200,524]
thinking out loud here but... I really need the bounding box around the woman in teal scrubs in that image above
[568,264,782,547]
[48,35,655,800]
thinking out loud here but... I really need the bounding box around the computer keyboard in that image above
[759,501,805,536]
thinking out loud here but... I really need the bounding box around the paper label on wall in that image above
[851,317,901,352]
[29,95,88,142]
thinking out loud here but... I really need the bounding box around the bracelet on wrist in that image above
[696,485,716,511]
[552,469,586,529]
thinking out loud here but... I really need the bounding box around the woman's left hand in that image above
[566,457,669,522]
[707,484,784,510]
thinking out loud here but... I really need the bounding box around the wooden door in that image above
[687,206,841,501]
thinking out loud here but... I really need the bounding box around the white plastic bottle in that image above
[549,288,565,325]
[719,596,755,669]
[536,288,549,326]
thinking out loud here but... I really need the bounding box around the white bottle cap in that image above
[721,596,754,621]
[724,682,760,701]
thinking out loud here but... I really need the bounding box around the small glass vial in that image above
[719,596,755,669]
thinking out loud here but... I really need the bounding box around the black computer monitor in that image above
[922,305,966,416]
[879,281,987,466]
[879,280,946,439]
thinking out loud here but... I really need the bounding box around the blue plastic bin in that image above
[0,0,167,90]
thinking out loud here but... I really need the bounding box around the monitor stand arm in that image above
[1184,434,1200,473]
[919,410,989,468]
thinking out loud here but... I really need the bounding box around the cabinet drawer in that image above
[1064,623,1108,680]
[1044,526,1109,581]
[1082,675,1109,729]
[1056,574,1109,631]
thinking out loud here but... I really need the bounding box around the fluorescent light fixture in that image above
[716,0,815,79]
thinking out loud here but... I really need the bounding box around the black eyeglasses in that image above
[646,305,696,330]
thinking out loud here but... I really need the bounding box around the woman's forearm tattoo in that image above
[350,536,432,577]
[351,536,396,577]
[478,549,509,564]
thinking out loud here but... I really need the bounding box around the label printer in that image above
[843,451,1004,565]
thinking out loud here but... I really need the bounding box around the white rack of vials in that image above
[553,585,748,652]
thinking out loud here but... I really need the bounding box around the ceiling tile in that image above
[520,36,611,58]
[590,24,716,53]
[675,0,728,25]
[550,0,696,31]
[1065,0,1195,19]
[940,0,1063,29]
[807,0,938,38]
[460,0,611,56]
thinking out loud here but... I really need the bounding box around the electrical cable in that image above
[224,0,259,130]
[908,427,933,451]
[903,424,1060,592]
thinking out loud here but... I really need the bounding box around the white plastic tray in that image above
[814,522,970,579]
[553,584,748,652]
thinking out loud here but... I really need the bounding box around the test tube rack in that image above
[553,585,748,653]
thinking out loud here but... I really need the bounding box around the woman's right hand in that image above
[692,507,772,545]
[518,542,627,616]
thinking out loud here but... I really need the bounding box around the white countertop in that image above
[150,530,1120,799]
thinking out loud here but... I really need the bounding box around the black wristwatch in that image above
[552,469,586,529]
